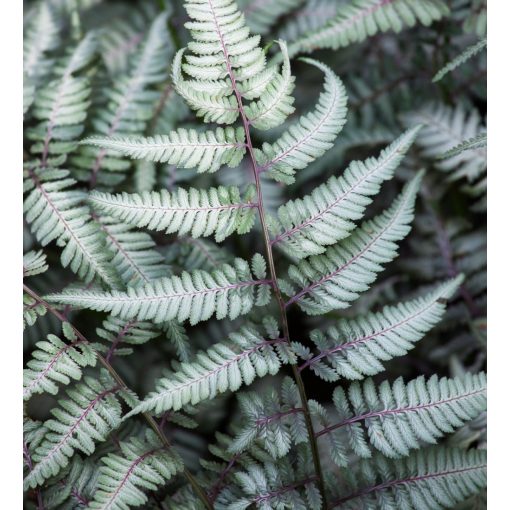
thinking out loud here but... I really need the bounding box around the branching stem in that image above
[22,284,213,510]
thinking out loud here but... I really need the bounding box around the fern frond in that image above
[317,372,486,464]
[239,0,305,34]
[23,168,121,288]
[270,127,421,259]
[244,40,296,131]
[23,322,96,401]
[297,276,462,381]
[26,33,97,161]
[126,318,293,416]
[256,59,347,184]
[330,447,486,509]
[285,0,449,58]
[403,103,486,182]
[90,184,257,243]
[433,38,487,82]
[23,372,123,489]
[96,215,169,287]
[24,250,49,277]
[74,12,172,185]
[463,0,486,37]
[23,2,61,85]
[438,132,487,160]
[89,429,183,510]
[23,75,35,115]
[47,256,271,325]
[83,126,246,174]
[23,294,48,330]
[285,171,423,314]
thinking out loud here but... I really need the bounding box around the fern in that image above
[239,0,305,34]
[126,318,293,416]
[24,250,49,277]
[23,322,96,400]
[48,255,271,325]
[89,184,257,243]
[283,0,449,58]
[89,429,183,510]
[433,38,487,82]
[284,171,423,314]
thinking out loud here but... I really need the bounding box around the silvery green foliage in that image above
[23,0,486,508]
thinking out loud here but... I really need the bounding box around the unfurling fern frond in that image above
[329,447,486,509]
[256,59,348,184]
[96,215,170,287]
[270,127,421,259]
[284,0,449,59]
[126,318,293,416]
[315,372,486,465]
[47,255,271,325]
[23,372,123,489]
[83,127,247,174]
[433,38,487,83]
[26,32,97,162]
[23,168,121,288]
[90,184,257,243]
[23,322,96,401]
[295,276,462,381]
[89,429,184,510]
[23,250,49,277]
[284,171,423,314]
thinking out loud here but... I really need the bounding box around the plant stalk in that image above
[22,284,213,510]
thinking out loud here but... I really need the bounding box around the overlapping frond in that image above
[433,38,487,82]
[73,12,173,185]
[96,215,170,287]
[403,102,487,183]
[295,276,462,381]
[23,322,96,401]
[285,0,449,58]
[26,33,97,162]
[90,184,257,243]
[284,171,423,314]
[23,372,123,489]
[89,430,183,510]
[126,318,293,416]
[439,132,487,160]
[329,447,486,509]
[47,255,271,325]
[83,126,246,174]
[315,372,486,465]
[270,127,421,259]
[23,168,121,288]
[256,59,348,184]
[23,250,49,277]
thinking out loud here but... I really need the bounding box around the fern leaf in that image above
[96,215,169,287]
[23,373,123,490]
[126,319,292,416]
[285,171,423,314]
[285,0,449,58]
[26,33,97,161]
[403,103,486,182]
[271,127,421,259]
[89,430,183,510]
[23,250,49,277]
[256,59,347,184]
[23,168,121,288]
[433,38,487,83]
[438,132,487,160]
[83,126,246,174]
[244,40,296,131]
[330,447,486,509]
[23,323,96,401]
[47,256,271,325]
[23,294,48,330]
[90,184,257,243]
[318,372,486,463]
[297,276,462,381]
[23,2,61,85]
